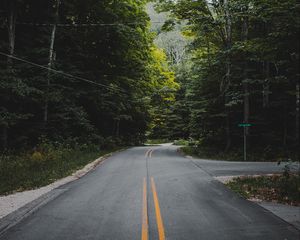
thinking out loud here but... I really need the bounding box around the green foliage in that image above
[145,138,169,144]
[0,1,180,194]
[0,141,120,195]
[181,144,297,162]
[155,0,299,160]
[173,139,188,146]
[181,146,243,161]
[0,0,177,150]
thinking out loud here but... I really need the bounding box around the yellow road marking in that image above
[142,178,148,240]
[149,149,154,158]
[145,149,150,157]
[151,177,166,240]
[145,149,154,158]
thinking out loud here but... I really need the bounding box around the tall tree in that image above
[155,0,299,160]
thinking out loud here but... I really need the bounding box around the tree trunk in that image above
[116,119,120,137]
[223,0,232,152]
[7,0,16,65]
[1,126,8,150]
[296,82,299,144]
[224,0,232,47]
[1,0,17,149]
[283,104,288,147]
[225,110,231,152]
[207,37,211,66]
[263,61,270,108]
[44,0,60,124]
[242,18,250,136]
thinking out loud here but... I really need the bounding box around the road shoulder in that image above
[257,201,300,230]
[0,148,124,236]
[215,175,300,231]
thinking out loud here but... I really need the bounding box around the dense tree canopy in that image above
[0,0,299,162]
[154,0,299,160]
[0,0,176,149]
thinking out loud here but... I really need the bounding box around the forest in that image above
[0,0,299,160]
[0,1,299,236]
[152,0,299,161]
[0,0,179,192]
[0,0,177,150]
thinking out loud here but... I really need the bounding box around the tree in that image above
[0,0,176,149]
[155,0,299,160]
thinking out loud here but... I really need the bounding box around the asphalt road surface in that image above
[1,145,299,240]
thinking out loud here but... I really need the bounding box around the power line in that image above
[0,51,126,93]
[15,21,166,28]
[0,51,148,106]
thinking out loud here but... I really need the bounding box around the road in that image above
[1,145,299,240]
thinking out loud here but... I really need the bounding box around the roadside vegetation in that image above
[226,172,300,206]
[145,139,170,145]
[0,1,299,196]
[180,144,296,162]
[181,145,243,161]
[173,139,189,146]
[0,1,177,152]
[0,1,177,194]
[0,140,122,195]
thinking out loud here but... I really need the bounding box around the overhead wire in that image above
[14,21,166,27]
[0,51,150,106]
[0,19,168,100]
[0,51,127,94]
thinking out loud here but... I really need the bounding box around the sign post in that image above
[238,123,252,161]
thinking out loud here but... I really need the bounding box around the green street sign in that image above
[238,123,252,127]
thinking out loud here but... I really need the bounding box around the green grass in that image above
[180,146,297,162]
[226,174,300,206]
[145,139,170,144]
[173,139,189,146]
[0,144,121,195]
[180,146,242,161]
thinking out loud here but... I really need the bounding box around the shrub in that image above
[0,142,111,195]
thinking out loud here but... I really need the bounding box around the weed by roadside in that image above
[145,139,170,144]
[226,174,300,206]
[180,146,242,161]
[0,142,120,195]
[181,145,298,162]
[173,139,189,146]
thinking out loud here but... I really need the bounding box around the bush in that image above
[0,140,118,195]
[226,174,300,205]
[146,139,169,144]
[173,139,189,146]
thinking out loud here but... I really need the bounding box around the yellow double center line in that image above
[142,177,165,240]
[151,177,166,240]
[145,149,154,158]
[142,178,149,240]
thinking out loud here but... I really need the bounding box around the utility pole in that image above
[238,123,251,161]
[44,0,60,124]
